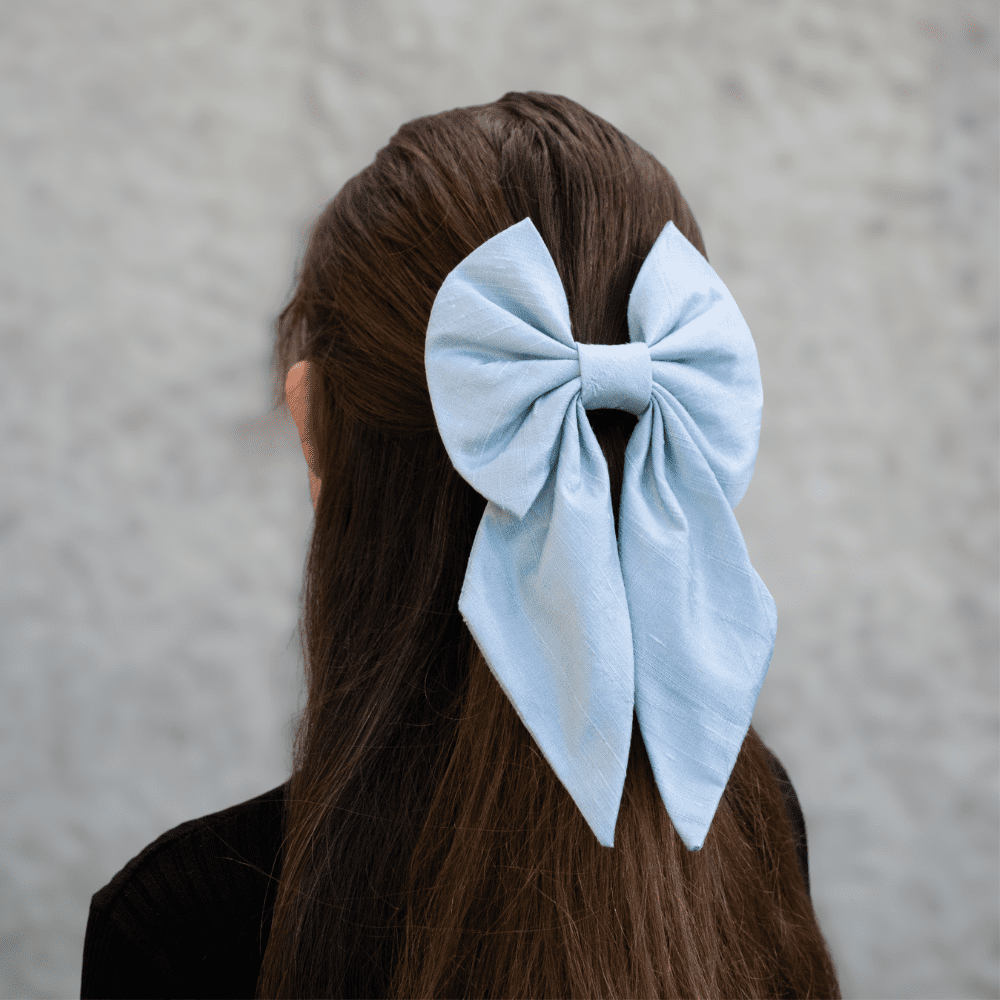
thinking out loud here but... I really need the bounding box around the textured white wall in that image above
[1,2,996,998]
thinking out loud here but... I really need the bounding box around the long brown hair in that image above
[258,91,841,999]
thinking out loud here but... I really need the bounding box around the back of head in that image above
[260,91,841,999]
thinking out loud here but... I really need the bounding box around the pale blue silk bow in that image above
[424,217,777,850]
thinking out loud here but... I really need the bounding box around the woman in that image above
[82,91,841,999]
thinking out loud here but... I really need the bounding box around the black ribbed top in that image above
[80,750,810,999]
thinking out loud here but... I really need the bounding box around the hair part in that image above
[259,91,840,999]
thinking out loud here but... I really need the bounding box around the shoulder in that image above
[90,780,286,914]
[81,782,287,999]
[756,742,811,898]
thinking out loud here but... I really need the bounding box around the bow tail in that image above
[619,418,778,851]
[456,416,636,848]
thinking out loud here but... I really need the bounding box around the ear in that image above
[286,361,313,466]
[286,361,322,508]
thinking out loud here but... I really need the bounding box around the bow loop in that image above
[425,216,776,850]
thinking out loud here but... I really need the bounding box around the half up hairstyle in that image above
[259,91,842,999]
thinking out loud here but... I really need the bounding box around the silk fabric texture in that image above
[424,217,777,850]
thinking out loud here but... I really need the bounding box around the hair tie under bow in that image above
[424,217,777,850]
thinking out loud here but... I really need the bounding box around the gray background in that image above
[1,2,997,998]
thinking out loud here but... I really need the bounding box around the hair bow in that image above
[424,217,777,850]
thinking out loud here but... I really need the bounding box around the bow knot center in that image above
[577,341,652,417]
